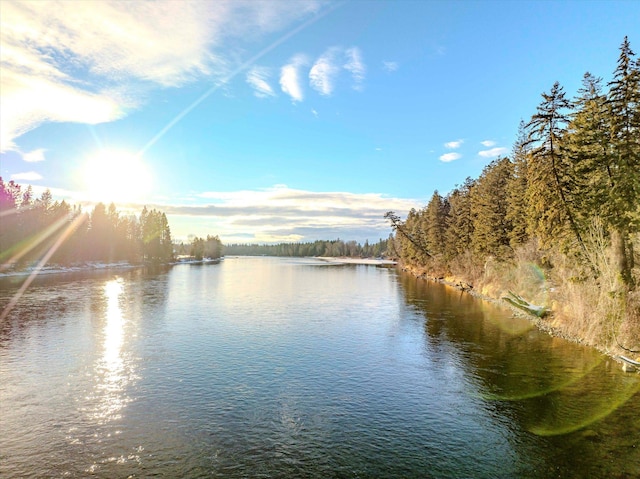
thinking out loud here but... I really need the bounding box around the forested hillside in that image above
[387,37,639,353]
[0,181,174,268]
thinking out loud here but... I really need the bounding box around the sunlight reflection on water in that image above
[86,278,137,426]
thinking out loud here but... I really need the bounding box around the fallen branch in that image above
[502,291,549,318]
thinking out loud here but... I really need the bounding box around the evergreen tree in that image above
[506,120,531,247]
[445,178,475,258]
[471,157,513,258]
[525,81,583,251]
[423,191,448,256]
[565,72,612,231]
[605,36,640,284]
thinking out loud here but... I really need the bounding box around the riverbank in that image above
[399,261,640,372]
[0,261,141,278]
[0,257,223,278]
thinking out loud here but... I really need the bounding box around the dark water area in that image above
[0,257,638,478]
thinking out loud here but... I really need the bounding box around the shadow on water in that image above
[397,271,640,478]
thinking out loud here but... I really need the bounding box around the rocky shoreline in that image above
[398,263,640,373]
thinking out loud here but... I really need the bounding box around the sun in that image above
[81,150,153,204]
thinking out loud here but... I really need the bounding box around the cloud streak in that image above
[246,66,275,97]
[309,47,341,96]
[0,1,326,151]
[344,47,365,90]
[308,46,367,97]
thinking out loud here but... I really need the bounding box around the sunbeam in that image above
[0,213,88,322]
[138,3,342,157]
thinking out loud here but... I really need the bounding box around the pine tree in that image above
[445,177,475,257]
[526,81,583,251]
[565,72,612,231]
[506,120,531,247]
[471,157,513,258]
[423,191,448,256]
[605,36,640,285]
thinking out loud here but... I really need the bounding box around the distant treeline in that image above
[175,235,223,260]
[0,179,174,268]
[225,238,390,258]
[388,37,639,289]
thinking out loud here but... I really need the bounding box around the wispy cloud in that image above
[11,171,43,182]
[1,69,127,152]
[309,47,341,96]
[444,139,464,149]
[309,46,367,96]
[478,147,508,158]
[481,140,496,147]
[246,66,275,98]
[280,54,308,102]
[382,61,398,72]
[344,47,366,91]
[22,148,47,163]
[439,152,461,162]
[0,1,325,151]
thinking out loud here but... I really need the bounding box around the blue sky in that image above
[1,0,638,244]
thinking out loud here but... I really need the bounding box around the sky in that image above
[1,0,638,245]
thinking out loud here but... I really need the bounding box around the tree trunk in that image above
[611,228,633,288]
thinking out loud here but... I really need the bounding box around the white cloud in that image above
[1,69,127,151]
[444,139,464,149]
[308,46,366,96]
[439,152,461,162]
[246,66,275,98]
[311,109,318,117]
[0,0,325,151]
[481,140,496,147]
[157,185,422,243]
[280,54,308,102]
[478,147,508,158]
[22,148,47,163]
[344,47,366,90]
[382,61,398,72]
[309,47,341,96]
[11,171,43,182]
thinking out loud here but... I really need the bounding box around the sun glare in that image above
[81,150,152,204]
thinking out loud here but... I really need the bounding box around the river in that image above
[0,256,638,478]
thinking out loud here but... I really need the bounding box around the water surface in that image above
[1,257,638,478]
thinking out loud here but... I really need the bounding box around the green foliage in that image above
[190,235,223,260]
[470,157,513,258]
[423,191,449,256]
[525,81,583,250]
[506,120,530,247]
[391,37,640,292]
[445,178,475,258]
